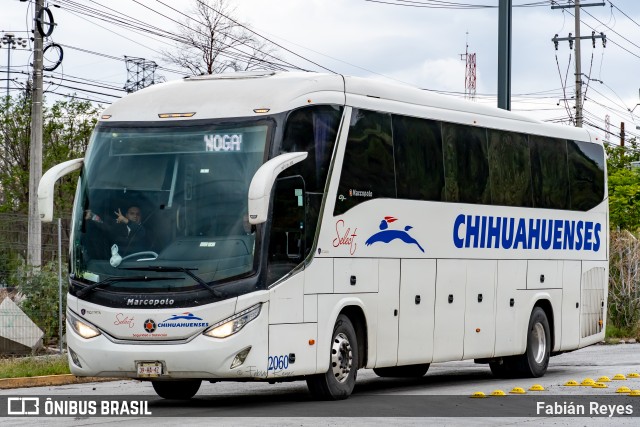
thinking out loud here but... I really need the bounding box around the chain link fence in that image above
[0,213,70,355]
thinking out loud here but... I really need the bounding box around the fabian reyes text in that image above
[536,401,633,417]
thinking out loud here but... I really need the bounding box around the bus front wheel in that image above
[513,307,551,378]
[151,380,201,400]
[306,314,358,400]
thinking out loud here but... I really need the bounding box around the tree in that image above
[0,94,99,215]
[606,138,640,175]
[161,0,279,75]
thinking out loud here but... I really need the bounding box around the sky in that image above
[2,0,640,142]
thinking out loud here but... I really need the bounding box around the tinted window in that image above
[334,109,395,215]
[530,136,569,209]
[280,105,343,255]
[488,130,532,207]
[568,140,605,211]
[393,115,444,201]
[442,123,490,204]
[280,105,343,193]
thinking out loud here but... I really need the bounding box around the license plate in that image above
[137,362,163,378]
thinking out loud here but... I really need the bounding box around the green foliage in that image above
[0,249,22,287]
[0,94,99,215]
[605,323,639,340]
[608,168,640,230]
[17,262,68,342]
[606,139,640,174]
[0,355,70,378]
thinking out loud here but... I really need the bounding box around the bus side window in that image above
[567,140,605,211]
[267,176,306,285]
[487,129,533,208]
[392,114,444,202]
[530,136,570,210]
[334,109,395,216]
[442,123,490,204]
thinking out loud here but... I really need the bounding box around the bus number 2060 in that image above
[267,355,289,370]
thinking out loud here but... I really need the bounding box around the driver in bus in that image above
[85,205,149,257]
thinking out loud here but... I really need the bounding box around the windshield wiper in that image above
[121,266,221,297]
[76,275,184,298]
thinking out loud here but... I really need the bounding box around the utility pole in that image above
[1,33,27,102]
[620,122,625,147]
[551,1,605,128]
[28,0,45,269]
[574,0,583,127]
[497,0,512,110]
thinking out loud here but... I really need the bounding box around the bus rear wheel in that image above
[151,380,201,400]
[306,314,358,400]
[512,307,550,378]
[373,363,430,378]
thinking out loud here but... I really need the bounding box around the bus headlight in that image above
[203,304,261,338]
[67,310,101,339]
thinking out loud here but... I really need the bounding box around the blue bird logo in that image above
[365,216,425,253]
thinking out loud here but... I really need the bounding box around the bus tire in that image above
[306,314,358,400]
[373,363,430,378]
[513,307,550,378]
[151,380,201,400]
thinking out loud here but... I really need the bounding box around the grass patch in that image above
[606,323,639,339]
[0,355,70,379]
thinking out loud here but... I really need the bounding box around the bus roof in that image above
[100,71,595,144]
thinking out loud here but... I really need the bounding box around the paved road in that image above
[2,343,640,425]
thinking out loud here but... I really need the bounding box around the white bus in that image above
[39,71,608,400]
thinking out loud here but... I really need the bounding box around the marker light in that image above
[67,310,101,339]
[253,108,270,114]
[158,112,196,118]
[203,304,261,338]
[101,115,112,120]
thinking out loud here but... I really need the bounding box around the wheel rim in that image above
[531,322,547,364]
[331,332,353,383]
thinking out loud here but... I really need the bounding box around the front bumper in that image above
[66,306,269,380]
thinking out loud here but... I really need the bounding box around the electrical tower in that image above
[460,38,477,101]
[605,114,610,142]
[124,56,158,93]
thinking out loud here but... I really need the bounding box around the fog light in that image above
[68,347,82,368]
[230,346,251,369]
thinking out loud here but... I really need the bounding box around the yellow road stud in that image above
[616,386,631,393]
[470,391,487,398]
[564,380,580,386]
[510,387,526,394]
[490,390,506,396]
[592,382,608,388]
[581,378,596,386]
[628,373,640,378]
[529,384,545,391]
[629,390,640,397]
[597,376,611,382]
[613,374,626,380]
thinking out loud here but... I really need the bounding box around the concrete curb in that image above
[0,374,121,390]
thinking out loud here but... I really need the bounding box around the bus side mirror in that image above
[38,158,84,222]
[248,152,307,225]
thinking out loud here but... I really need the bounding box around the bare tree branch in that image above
[160,0,281,75]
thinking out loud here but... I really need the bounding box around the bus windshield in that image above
[71,119,271,293]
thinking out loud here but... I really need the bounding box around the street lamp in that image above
[1,32,28,101]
